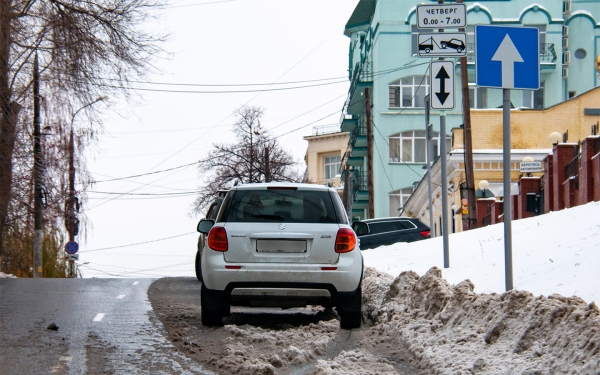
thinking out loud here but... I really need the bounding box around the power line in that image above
[90,161,200,183]
[89,190,198,196]
[86,22,349,209]
[96,79,348,94]
[166,0,237,9]
[84,232,197,252]
[112,76,348,88]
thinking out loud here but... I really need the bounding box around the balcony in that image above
[312,124,341,136]
[466,43,557,65]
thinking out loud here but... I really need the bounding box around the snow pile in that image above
[363,201,600,304]
[357,266,600,374]
[211,321,339,374]
[0,271,16,278]
[310,350,397,375]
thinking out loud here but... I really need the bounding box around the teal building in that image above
[340,0,600,220]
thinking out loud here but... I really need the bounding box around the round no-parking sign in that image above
[65,241,79,254]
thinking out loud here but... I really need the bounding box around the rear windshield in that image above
[222,189,340,224]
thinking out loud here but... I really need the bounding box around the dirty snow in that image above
[148,202,600,374]
[0,272,16,278]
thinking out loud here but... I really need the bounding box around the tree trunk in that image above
[0,0,20,270]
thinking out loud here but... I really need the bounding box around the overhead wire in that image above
[96,79,348,94]
[86,22,350,209]
[83,232,197,252]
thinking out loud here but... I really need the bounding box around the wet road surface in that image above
[0,278,211,375]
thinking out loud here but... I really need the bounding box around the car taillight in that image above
[420,230,430,238]
[335,228,356,253]
[208,227,228,251]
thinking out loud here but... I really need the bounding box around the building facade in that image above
[340,0,600,221]
[303,125,349,196]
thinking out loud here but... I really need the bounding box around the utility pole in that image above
[264,146,270,182]
[66,96,105,277]
[457,0,477,230]
[365,88,374,219]
[67,121,75,278]
[33,53,43,278]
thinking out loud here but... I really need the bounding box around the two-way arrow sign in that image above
[430,61,455,110]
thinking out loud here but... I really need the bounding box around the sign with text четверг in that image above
[416,4,466,29]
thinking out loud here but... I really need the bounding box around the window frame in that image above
[388,130,451,163]
[389,76,430,108]
[323,155,341,181]
[523,81,545,109]
[389,187,414,217]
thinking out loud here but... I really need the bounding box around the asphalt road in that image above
[1,277,416,374]
[0,278,210,375]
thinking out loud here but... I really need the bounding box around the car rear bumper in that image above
[201,249,363,293]
[202,280,362,309]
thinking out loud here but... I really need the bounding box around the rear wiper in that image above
[250,214,284,221]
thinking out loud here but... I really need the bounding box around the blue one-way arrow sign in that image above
[475,25,540,90]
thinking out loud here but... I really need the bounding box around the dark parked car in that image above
[352,217,430,250]
[440,38,465,53]
[195,190,228,281]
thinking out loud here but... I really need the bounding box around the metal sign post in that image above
[429,61,454,268]
[476,25,540,291]
[424,96,434,238]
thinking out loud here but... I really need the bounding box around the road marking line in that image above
[132,281,139,285]
[93,313,105,322]
[117,294,126,299]
[50,356,72,373]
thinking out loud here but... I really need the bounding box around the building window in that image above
[389,76,429,108]
[389,187,414,216]
[324,155,341,180]
[469,85,487,108]
[523,81,544,109]
[389,130,451,163]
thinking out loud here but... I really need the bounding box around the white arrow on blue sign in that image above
[475,25,540,90]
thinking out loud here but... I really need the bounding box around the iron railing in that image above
[312,124,340,136]
[564,154,580,179]
[352,171,368,199]
[467,43,556,63]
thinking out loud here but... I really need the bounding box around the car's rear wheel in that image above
[337,287,362,329]
[201,284,225,326]
[194,250,202,282]
[339,310,361,329]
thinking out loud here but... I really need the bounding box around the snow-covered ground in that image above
[363,200,600,305]
[322,201,600,374]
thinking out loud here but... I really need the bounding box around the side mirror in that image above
[352,221,369,236]
[197,219,215,234]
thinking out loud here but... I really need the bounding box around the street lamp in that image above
[66,96,107,277]
[549,132,562,146]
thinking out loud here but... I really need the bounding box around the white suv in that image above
[196,183,363,329]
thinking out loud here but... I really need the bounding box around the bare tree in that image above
[0,0,167,273]
[191,106,303,215]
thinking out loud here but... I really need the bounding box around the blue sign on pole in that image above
[475,25,540,90]
[65,241,79,254]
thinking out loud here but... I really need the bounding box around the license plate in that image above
[256,239,307,253]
